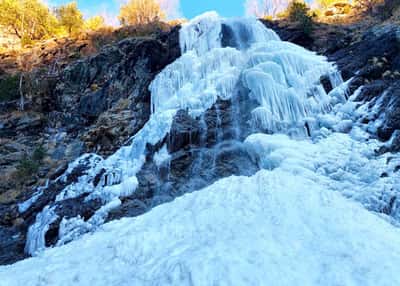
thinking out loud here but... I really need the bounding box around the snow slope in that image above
[1,168,400,286]
[245,132,400,222]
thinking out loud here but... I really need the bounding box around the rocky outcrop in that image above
[331,25,400,79]
[108,97,259,222]
[330,25,400,144]
[0,26,180,265]
[261,20,354,54]
[376,82,400,140]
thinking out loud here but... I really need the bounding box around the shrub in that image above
[16,158,39,178]
[32,145,46,162]
[286,1,315,35]
[0,74,20,102]
[0,0,60,44]
[317,0,337,9]
[84,16,105,32]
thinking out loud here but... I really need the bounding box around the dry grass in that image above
[0,20,177,75]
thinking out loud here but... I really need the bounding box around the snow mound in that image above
[2,169,400,286]
[245,132,400,221]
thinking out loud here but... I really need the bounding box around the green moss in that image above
[0,74,19,102]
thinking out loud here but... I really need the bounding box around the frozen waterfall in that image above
[25,12,349,256]
[3,11,400,286]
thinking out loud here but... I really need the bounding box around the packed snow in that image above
[2,170,400,286]
[4,11,400,285]
[245,132,400,223]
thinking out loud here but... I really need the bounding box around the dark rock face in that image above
[354,80,388,102]
[376,82,400,141]
[261,20,314,49]
[261,20,353,54]
[168,110,201,153]
[0,27,181,266]
[330,25,400,80]
[54,29,181,141]
[0,226,26,265]
[108,92,259,222]
[328,25,400,143]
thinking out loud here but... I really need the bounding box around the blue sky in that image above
[48,0,246,24]
[181,0,244,18]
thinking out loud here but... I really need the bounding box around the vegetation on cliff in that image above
[0,0,177,50]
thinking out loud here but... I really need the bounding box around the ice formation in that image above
[23,12,340,256]
[17,180,48,214]
[9,12,399,283]
[24,206,58,256]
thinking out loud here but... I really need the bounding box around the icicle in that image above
[100,169,123,187]
[215,104,223,143]
[25,206,58,256]
[328,69,344,89]
[179,11,222,55]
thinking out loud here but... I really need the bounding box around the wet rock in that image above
[167,110,201,153]
[377,82,400,141]
[354,80,388,102]
[378,131,400,154]
[45,196,103,247]
[107,199,149,220]
[0,226,26,265]
[331,25,400,80]
[320,75,333,94]
[108,95,259,222]
[79,89,109,119]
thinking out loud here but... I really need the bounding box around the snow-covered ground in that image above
[1,167,400,286]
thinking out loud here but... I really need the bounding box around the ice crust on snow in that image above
[3,170,400,286]
[245,132,400,222]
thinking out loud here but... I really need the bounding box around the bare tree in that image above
[119,0,166,26]
[245,0,289,18]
